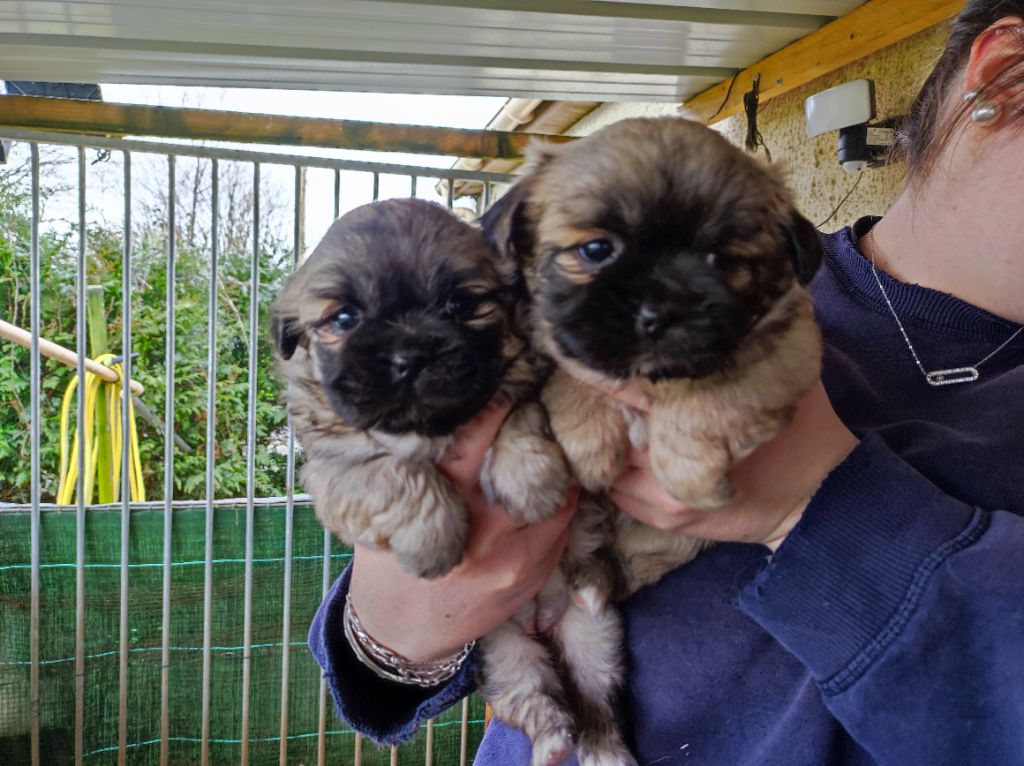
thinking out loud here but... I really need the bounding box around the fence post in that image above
[86,285,114,503]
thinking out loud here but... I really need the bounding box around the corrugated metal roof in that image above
[0,0,867,101]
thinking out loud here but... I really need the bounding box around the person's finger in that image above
[611,466,687,515]
[440,401,513,485]
[624,447,651,470]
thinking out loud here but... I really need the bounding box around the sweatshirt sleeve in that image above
[307,564,479,746]
[736,433,1024,764]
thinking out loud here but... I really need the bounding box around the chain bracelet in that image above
[343,592,475,687]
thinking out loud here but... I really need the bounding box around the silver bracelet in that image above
[343,593,475,687]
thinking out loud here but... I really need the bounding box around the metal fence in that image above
[0,126,514,766]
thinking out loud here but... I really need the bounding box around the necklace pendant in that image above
[926,367,980,386]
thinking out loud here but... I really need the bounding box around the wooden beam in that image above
[683,0,963,125]
[0,95,575,160]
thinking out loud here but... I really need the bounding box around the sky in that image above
[9,84,509,254]
[100,84,507,166]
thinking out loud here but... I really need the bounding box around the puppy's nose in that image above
[390,352,427,382]
[636,304,664,340]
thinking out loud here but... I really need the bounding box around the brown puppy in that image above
[272,198,567,579]
[273,198,590,766]
[481,116,823,763]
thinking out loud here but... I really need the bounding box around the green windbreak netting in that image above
[0,503,486,765]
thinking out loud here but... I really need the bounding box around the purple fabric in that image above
[309,217,1024,765]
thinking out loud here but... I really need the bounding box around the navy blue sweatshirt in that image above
[308,217,1024,765]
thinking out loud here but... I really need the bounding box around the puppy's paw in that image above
[393,539,465,579]
[530,724,576,766]
[489,439,570,525]
[542,371,629,493]
[659,471,736,511]
[648,431,736,511]
[570,451,626,495]
[487,402,570,524]
[389,477,469,579]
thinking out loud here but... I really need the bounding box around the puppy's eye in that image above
[444,291,482,320]
[329,306,361,332]
[706,252,742,270]
[577,238,618,265]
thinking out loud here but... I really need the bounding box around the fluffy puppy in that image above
[481,116,823,763]
[272,198,587,766]
[272,198,567,579]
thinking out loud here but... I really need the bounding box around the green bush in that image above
[0,158,293,503]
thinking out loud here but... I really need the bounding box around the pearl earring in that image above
[971,100,1001,125]
[964,89,1001,124]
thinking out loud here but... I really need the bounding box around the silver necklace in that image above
[864,231,1024,387]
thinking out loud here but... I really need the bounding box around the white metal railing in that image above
[1,126,513,766]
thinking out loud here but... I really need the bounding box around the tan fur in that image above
[280,355,467,577]
[480,117,824,765]
[274,200,568,578]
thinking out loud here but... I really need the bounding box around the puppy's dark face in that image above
[274,199,516,436]
[483,118,821,381]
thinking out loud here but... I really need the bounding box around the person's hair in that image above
[895,0,1024,182]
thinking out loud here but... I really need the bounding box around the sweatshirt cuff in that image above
[308,564,478,746]
[737,433,983,694]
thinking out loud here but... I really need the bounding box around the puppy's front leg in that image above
[646,393,737,511]
[302,455,468,579]
[486,401,570,525]
[541,369,629,493]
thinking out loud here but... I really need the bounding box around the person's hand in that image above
[599,379,858,552]
[349,402,578,662]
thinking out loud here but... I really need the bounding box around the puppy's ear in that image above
[480,139,561,262]
[480,176,534,263]
[271,313,305,360]
[784,212,823,285]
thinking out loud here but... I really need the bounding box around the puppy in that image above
[273,198,589,765]
[272,198,568,578]
[482,116,823,763]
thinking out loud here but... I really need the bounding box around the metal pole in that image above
[317,168,342,766]
[241,162,258,766]
[425,720,434,766]
[446,176,454,210]
[160,154,177,766]
[410,175,417,198]
[74,146,88,766]
[28,141,41,766]
[279,165,301,765]
[459,698,470,766]
[372,172,380,202]
[0,130,518,184]
[201,158,220,766]
[118,151,133,766]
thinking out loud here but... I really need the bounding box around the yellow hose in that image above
[57,353,146,504]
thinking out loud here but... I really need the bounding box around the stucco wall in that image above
[567,22,950,232]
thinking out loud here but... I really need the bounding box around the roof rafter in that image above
[684,0,963,124]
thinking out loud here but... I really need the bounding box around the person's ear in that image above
[964,17,1024,99]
